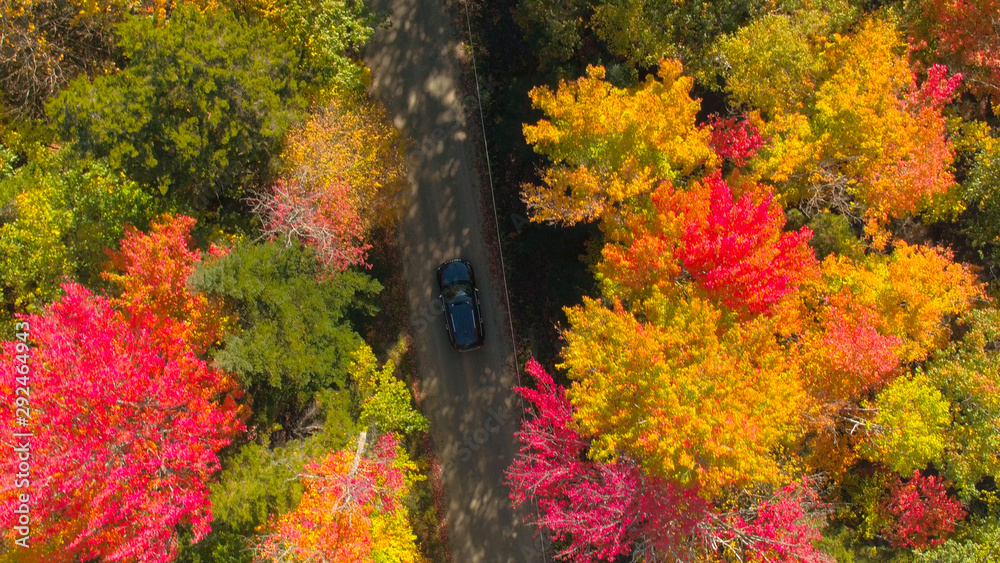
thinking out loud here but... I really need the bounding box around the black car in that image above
[437,259,485,351]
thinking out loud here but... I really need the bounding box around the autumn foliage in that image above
[912,0,1000,104]
[521,60,711,224]
[507,359,709,561]
[7,0,1000,556]
[561,296,806,494]
[0,213,249,561]
[567,172,821,493]
[252,178,370,272]
[706,480,831,563]
[516,27,992,556]
[509,359,832,561]
[103,214,233,354]
[815,20,959,241]
[598,174,817,315]
[682,173,817,315]
[881,471,965,548]
[706,114,766,167]
[282,96,409,231]
[716,17,962,246]
[595,183,688,302]
[807,293,904,400]
[0,284,245,562]
[0,0,423,560]
[255,433,420,563]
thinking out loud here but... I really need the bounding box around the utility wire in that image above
[460,1,548,560]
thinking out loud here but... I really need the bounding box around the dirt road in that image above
[363,1,543,561]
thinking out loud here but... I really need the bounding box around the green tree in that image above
[714,14,822,116]
[800,210,863,260]
[189,241,381,427]
[926,308,1000,498]
[512,0,590,69]
[176,389,358,563]
[350,342,428,435]
[47,6,306,206]
[227,0,374,93]
[914,519,1000,563]
[0,148,153,320]
[961,130,1000,267]
[860,372,952,474]
[591,0,765,72]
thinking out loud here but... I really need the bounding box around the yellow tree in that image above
[801,242,982,382]
[521,60,712,225]
[714,13,829,118]
[812,19,958,244]
[560,293,806,496]
[859,372,952,474]
[718,16,962,247]
[283,95,409,231]
[255,432,421,563]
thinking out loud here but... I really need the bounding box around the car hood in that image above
[439,261,472,286]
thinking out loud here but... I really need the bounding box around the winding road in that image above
[363,1,543,561]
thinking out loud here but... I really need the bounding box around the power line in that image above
[460,2,547,560]
[460,1,520,384]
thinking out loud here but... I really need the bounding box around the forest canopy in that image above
[506,0,1000,560]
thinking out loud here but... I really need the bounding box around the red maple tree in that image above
[914,0,997,102]
[702,480,832,563]
[104,214,231,354]
[508,359,836,561]
[0,284,246,562]
[882,470,965,549]
[706,114,766,167]
[507,359,709,562]
[812,294,904,400]
[683,173,817,315]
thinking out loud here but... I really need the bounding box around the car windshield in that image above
[440,262,472,286]
[443,283,473,299]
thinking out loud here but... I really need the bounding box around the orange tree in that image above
[254,432,420,563]
[716,16,962,247]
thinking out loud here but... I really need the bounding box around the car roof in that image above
[448,299,480,348]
